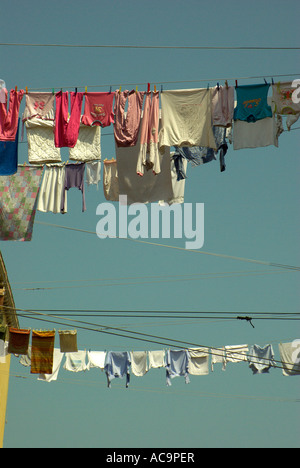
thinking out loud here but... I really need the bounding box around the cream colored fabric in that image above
[148,350,165,369]
[103,159,119,201]
[37,164,67,214]
[130,351,149,377]
[25,119,61,164]
[69,124,101,161]
[233,116,279,150]
[188,348,209,376]
[23,92,55,121]
[159,88,217,151]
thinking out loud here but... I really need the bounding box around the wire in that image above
[34,221,300,272]
[1,43,300,50]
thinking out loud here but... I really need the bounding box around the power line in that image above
[1,43,300,50]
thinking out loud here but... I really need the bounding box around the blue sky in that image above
[0,0,299,448]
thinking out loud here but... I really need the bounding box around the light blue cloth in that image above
[104,351,131,388]
[165,349,190,386]
[234,84,273,122]
[248,344,275,374]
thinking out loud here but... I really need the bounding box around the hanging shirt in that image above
[54,91,84,148]
[223,344,249,370]
[86,161,101,189]
[211,347,225,372]
[23,92,55,121]
[248,344,275,374]
[0,119,19,176]
[211,85,234,127]
[104,351,131,388]
[130,351,149,377]
[278,341,300,376]
[0,89,24,141]
[61,163,86,214]
[81,92,115,127]
[165,349,190,386]
[234,83,273,122]
[148,350,165,369]
[114,90,145,147]
[159,88,217,152]
[87,351,106,371]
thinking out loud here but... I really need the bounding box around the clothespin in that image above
[217,82,220,90]
[272,77,274,85]
[225,80,228,89]
[109,86,112,94]
[15,86,18,92]
[75,87,78,94]
[161,85,163,93]
[147,83,150,93]
[119,86,122,94]
[207,83,209,90]
[264,78,268,85]
[52,88,55,95]
[235,80,238,88]
[135,85,138,93]
[25,86,28,94]
[154,85,156,93]
[85,86,87,95]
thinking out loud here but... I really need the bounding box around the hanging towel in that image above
[248,344,275,375]
[87,351,106,371]
[38,348,65,383]
[0,89,24,141]
[211,85,234,127]
[130,351,149,377]
[103,159,119,201]
[30,330,55,375]
[69,124,101,162]
[0,120,19,176]
[211,347,226,371]
[25,118,61,164]
[165,349,190,386]
[188,348,210,376]
[54,91,84,148]
[104,351,131,388]
[86,160,101,189]
[37,164,66,214]
[278,341,300,377]
[22,92,55,122]
[234,83,273,123]
[81,92,115,128]
[114,89,145,147]
[63,350,87,372]
[61,163,86,213]
[148,350,165,369]
[8,328,31,355]
[58,330,78,353]
[136,91,160,176]
[224,344,249,369]
[159,88,217,152]
[0,165,43,241]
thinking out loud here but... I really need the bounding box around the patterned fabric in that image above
[0,165,43,241]
[31,330,55,374]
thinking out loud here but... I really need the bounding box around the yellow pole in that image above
[0,354,11,449]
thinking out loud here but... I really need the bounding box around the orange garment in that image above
[8,328,30,355]
[31,330,55,374]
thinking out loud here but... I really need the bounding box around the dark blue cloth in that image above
[0,119,19,176]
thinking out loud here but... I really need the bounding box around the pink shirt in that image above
[81,92,114,127]
[0,89,24,141]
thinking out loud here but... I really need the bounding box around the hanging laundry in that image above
[148,350,165,369]
[37,164,66,214]
[233,114,279,150]
[63,350,87,372]
[19,346,31,367]
[86,160,101,189]
[0,120,19,176]
[234,83,273,123]
[172,153,186,181]
[25,119,61,164]
[81,92,115,127]
[54,91,84,148]
[114,89,145,147]
[58,330,78,353]
[0,165,43,241]
[174,126,228,171]
[166,155,187,205]
[272,81,300,130]
[223,344,249,370]
[278,342,300,377]
[136,91,160,176]
[0,80,6,104]
[211,85,235,127]
[0,339,8,363]
[103,159,119,201]
[69,124,101,162]
[86,351,106,371]
[0,88,24,141]
[0,324,7,343]
[8,328,30,355]
[130,351,149,377]
[22,92,55,122]
[104,351,131,388]
[159,88,217,152]
[165,349,190,386]
[211,347,225,371]
[61,163,86,213]
[37,348,65,383]
[248,344,275,374]
[187,348,210,376]
[30,330,55,375]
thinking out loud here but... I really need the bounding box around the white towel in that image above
[130,351,149,377]
[38,348,65,382]
[148,350,165,369]
[87,351,106,371]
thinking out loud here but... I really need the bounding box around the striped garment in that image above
[30,330,55,374]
